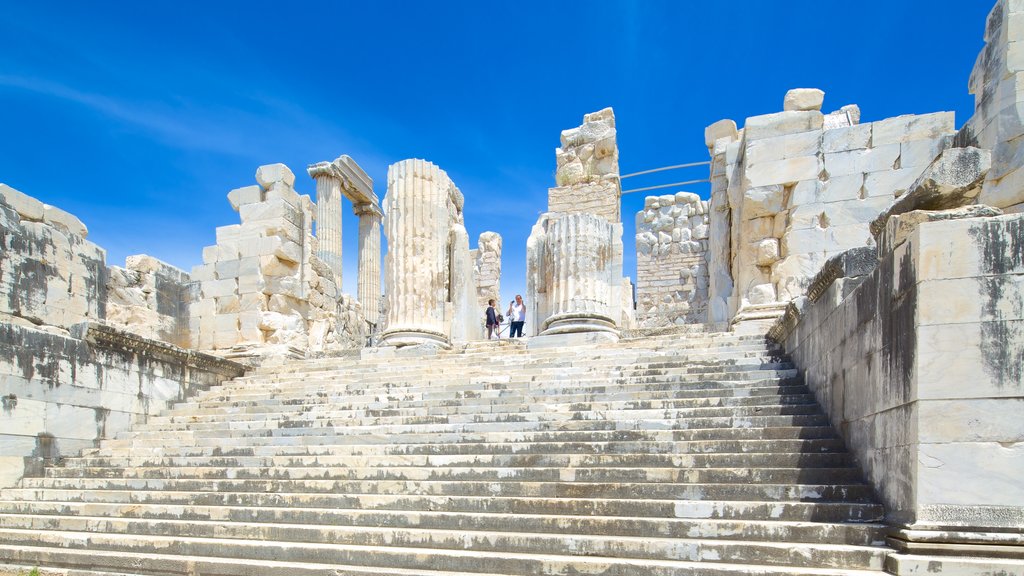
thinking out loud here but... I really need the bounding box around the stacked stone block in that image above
[963,0,1024,212]
[0,185,106,330]
[472,231,502,314]
[106,255,191,348]
[190,164,365,357]
[548,108,621,223]
[706,90,956,322]
[635,192,710,327]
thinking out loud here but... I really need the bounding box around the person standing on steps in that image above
[485,299,501,340]
[508,294,526,338]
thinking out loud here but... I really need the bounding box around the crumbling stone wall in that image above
[771,212,1023,532]
[472,231,502,314]
[706,90,956,323]
[106,255,190,348]
[190,164,367,360]
[0,185,106,330]
[962,0,1024,212]
[635,192,710,327]
[0,321,242,488]
[549,108,621,223]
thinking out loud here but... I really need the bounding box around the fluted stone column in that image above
[540,212,621,336]
[307,162,343,284]
[355,202,382,325]
[381,159,453,347]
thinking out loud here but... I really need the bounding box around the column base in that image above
[541,312,619,338]
[379,328,450,348]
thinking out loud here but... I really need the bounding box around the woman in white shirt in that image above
[508,294,526,338]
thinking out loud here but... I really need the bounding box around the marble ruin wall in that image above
[0,185,242,488]
[0,184,106,330]
[549,108,621,222]
[635,192,710,327]
[962,0,1024,212]
[106,255,191,348]
[704,89,957,325]
[528,108,633,339]
[472,231,502,314]
[190,163,367,361]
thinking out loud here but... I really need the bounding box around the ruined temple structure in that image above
[0,1,1022,575]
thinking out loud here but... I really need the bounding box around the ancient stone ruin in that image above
[0,1,1021,575]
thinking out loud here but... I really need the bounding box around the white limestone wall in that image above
[635,192,710,327]
[190,163,366,358]
[778,213,1024,530]
[964,0,1024,212]
[106,255,191,348]
[708,92,956,320]
[548,108,621,223]
[0,185,106,330]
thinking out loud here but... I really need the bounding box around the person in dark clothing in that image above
[485,299,500,340]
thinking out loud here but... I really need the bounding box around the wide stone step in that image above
[0,490,885,521]
[44,456,858,482]
[166,393,818,419]
[68,439,851,466]
[0,543,887,576]
[0,504,886,545]
[104,416,836,450]
[132,405,827,435]
[18,475,876,502]
[20,465,867,489]
[86,426,840,457]
[0,528,887,572]
[187,379,809,411]
[0,519,887,570]
[184,384,812,412]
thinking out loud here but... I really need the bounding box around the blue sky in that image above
[0,1,992,303]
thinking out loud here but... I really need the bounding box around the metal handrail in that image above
[620,161,710,179]
[621,179,711,195]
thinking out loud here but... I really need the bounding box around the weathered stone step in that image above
[20,465,867,489]
[0,491,885,522]
[87,426,840,457]
[0,519,887,570]
[0,543,888,576]
[185,384,812,411]
[45,454,858,480]
[104,415,835,448]
[69,438,852,465]
[20,476,876,502]
[231,367,802,392]
[167,389,819,416]
[0,528,887,572]
[133,404,826,435]
[0,504,886,545]
[193,377,808,408]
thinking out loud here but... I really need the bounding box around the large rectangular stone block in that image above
[870,112,955,146]
[745,157,820,188]
[744,111,824,141]
[745,130,822,165]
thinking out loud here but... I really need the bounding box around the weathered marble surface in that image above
[0,321,242,488]
[635,192,710,327]
[191,163,367,360]
[773,212,1024,534]
[705,90,956,325]
[549,108,621,223]
[381,159,484,347]
[962,0,1024,212]
[106,255,191,348]
[472,231,502,319]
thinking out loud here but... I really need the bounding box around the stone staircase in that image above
[0,330,892,575]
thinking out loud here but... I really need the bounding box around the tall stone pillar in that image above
[539,212,621,337]
[380,159,454,347]
[355,202,382,325]
[307,162,343,285]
